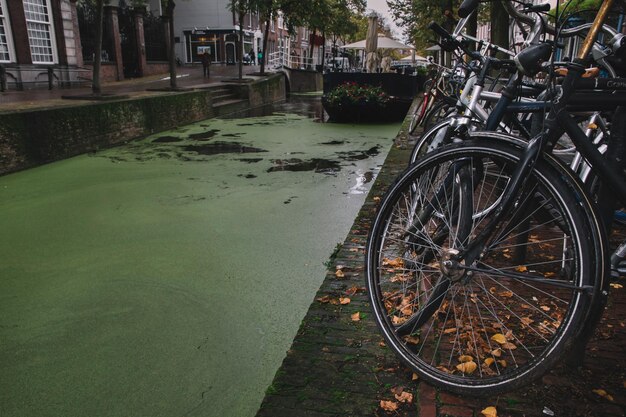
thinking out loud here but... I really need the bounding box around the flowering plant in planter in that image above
[324,82,391,107]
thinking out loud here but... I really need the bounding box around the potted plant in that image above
[322,82,400,123]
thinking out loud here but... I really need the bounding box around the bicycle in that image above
[366,0,626,395]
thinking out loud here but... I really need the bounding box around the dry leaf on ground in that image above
[380,400,398,411]
[481,406,498,417]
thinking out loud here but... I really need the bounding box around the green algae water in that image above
[0,99,399,417]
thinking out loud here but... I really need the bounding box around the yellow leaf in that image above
[455,361,477,374]
[515,265,528,272]
[412,373,419,381]
[339,297,351,305]
[491,333,507,344]
[394,391,414,403]
[380,400,398,411]
[335,269,345,278]
[497,360,507,368]
[610,283,623,289]
[392,315,407,325]
[383,257,404,268]
[491,348,502,357]
[443,327,457,334]
[540,305,551,311]
[481,406,498,417]
[592,388,614,401]
[458,355,474,363]
[351,312,361,321]
[373,196,381,202]
[484,358,495,366]
[501,342,517,350]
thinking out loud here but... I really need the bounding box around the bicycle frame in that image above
[458,0,626,265]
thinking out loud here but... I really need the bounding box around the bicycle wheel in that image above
[409,94,431,135]
[366,139,604,395]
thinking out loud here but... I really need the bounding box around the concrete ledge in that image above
[0,74,286,175]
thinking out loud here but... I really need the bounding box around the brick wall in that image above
[0,74,285,175]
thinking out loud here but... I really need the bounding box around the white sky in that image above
[366,0,402,39]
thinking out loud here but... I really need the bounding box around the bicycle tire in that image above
[366,139,604,395]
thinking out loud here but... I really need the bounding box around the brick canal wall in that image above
[0,74,286,175]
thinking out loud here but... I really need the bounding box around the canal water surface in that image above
[0,98,399,417]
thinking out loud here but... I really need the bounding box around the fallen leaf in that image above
[498,290,513,298]
[404,335,419,345]
[484,357,495,366]
[540,305,551,311]
[515,265,528,272]
[394,391,413,403]
[339,297,351,305]
[321,346,330,352]
[351,312,361,321]
[491,333,507,344]
[392,315,407,325]
[458,355,474,363]
[497,360,507,368]
[455,361,477,374]
[317,295,330,303]
[380,400,398,411]
[412,373,419,381]
[349,248,359,252]
[443,327,457,334]
[501,342,517,350]
[592,389,614,401]
[491,348,502,357]
[379,340,386,347]
[610,283,623,289]
[373,196,381,202]
[383,257,404,268]
[335,269,345,278]
[481,406,498,417]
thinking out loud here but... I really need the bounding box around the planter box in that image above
[322,96,412,123]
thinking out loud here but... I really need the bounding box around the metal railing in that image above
[267,51,320,70]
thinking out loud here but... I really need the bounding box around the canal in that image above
[0,97,399,417]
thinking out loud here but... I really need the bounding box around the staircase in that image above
[205,85,249,116]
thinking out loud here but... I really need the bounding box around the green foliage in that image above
[325,82,390,106]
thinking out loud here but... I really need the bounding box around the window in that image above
[0,0,14,62]
[23,0,57,64]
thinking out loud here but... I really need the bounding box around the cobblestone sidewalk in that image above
[255,115,626,417]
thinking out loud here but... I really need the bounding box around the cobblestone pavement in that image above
[255,116,626,417]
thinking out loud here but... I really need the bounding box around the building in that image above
[0,0,84,89]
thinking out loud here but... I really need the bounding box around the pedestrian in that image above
[201,51,210,77]
[249,49,255,65]
[257,50,263,66]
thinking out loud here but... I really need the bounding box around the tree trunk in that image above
[92,0,104,95]
[321,32,326,71]
[167,0,177,89]
[238,10,244,80]
[260,17,270,74]
[490,0,509,58]
[309,29,316,69]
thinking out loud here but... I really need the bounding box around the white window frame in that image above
[0,0,16,63]
[23,0,58,64]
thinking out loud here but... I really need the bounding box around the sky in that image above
[366,0,402,38]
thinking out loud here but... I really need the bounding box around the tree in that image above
[228,0,255,80]
[92,0,105,95]
[165,0,177,88]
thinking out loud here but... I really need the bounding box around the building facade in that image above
[0,0,84,89]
